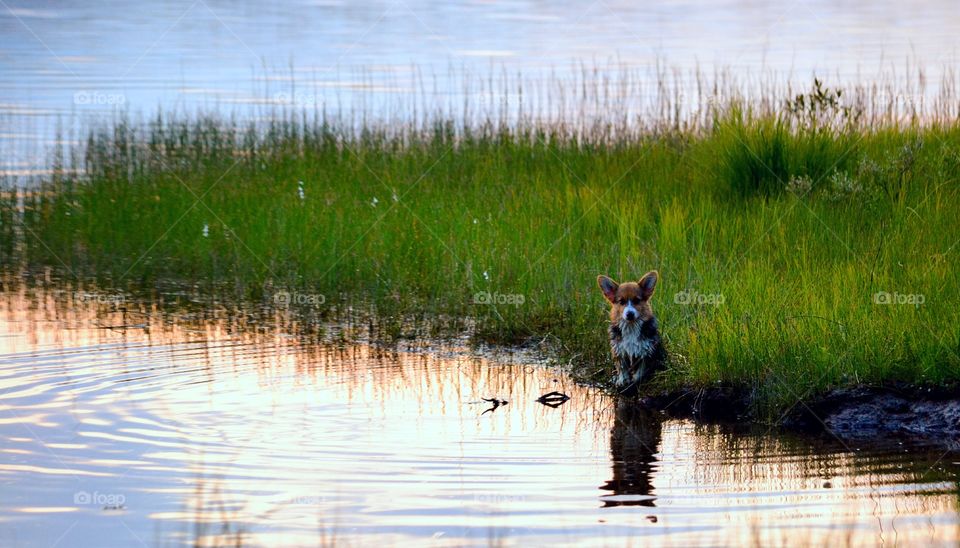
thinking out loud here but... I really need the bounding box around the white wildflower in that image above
[786,175,813,196]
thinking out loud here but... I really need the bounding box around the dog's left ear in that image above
[638,270,658,301]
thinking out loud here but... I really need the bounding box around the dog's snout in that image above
[624,309,637,321]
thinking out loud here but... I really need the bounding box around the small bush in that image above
[711,108,860,197]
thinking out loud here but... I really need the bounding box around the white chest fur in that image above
[613,320,656,359]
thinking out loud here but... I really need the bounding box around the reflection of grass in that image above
[5,74,960,417]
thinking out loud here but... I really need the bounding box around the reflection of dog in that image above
[599,401,663,508]
[597,271,666,396]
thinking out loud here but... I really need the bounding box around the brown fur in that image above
[597,271,665,396]
[597,271,658,322]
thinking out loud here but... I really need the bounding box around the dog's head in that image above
[597,271,658,324]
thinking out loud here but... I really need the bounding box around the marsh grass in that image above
[4,69,960,417]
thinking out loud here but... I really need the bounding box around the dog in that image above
[597,271,666,396]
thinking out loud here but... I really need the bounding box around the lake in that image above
[1,283,958,546]
[2,0,959,175]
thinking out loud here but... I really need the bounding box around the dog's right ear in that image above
[597,275,619,303]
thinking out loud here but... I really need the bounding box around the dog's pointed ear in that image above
[597,275,618,303]
[638,270,658,301]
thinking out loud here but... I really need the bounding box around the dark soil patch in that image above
[639,383,960,452]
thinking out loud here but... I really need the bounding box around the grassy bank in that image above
[3,76,960,417]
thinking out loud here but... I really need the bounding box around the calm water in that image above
[1,284,959,547]
[2,0,960,175]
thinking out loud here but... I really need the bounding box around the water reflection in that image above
[0,282,959,546]
[600,402,662,509]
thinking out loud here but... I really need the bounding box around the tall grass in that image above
[4,70,960,417]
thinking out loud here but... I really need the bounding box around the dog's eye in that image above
[631,297,642,305]
[617,298,626,305]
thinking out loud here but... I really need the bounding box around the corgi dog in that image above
[597,271,666,396]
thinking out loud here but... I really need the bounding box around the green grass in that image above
[4,76,960,417]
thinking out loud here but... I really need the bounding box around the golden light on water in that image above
[0,285,958,546]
